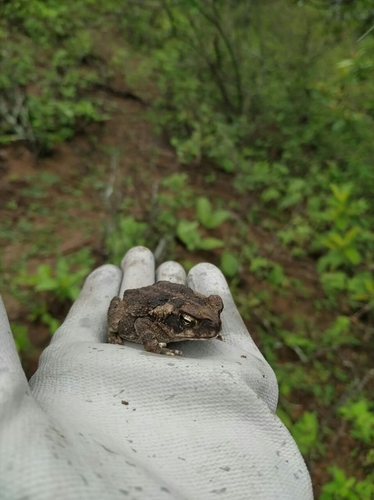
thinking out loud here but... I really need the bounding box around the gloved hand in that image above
[0,246,313,500]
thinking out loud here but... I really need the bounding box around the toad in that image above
[107,281,223,356]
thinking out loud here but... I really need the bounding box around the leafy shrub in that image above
[16,250,94,334]
[106,216,147,264]
[321,466,374,500]
[0,0,105,152]
[339,399,374,445]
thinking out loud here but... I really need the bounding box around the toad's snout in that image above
[202,318,221,331]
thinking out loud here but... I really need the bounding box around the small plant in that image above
[154,187,228,253]
[16,250,94,334]
[233,162,289,194]
[315,183,373,276]
[106,216,147,264]
[280,329,317,360]
[196,197,230,229]
[220,252,240,278]
[28,304,60,335]
[321,316,358,348]
[320,271,348,298]
[276,215,313,252]
[348,271,374,306]
[149,173,194,245]
[339,399,374,445]
[317,227,362,271]
[176,196,229,251]
[159,173,193,211]
[19,250,93,302]
[323,184,368,231]
[11,323,35,354]
[249,257,286,287]
[176,220,223,251]
[321,466,374,500]
[289,411,319,456]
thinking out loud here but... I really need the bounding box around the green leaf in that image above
[196,197,229,229]
[348,272,374,303]
[12,323,34,353]
[196,197,212,227]
[199,237,224,250]
[261,188,280,203]
[34,278,59,292]
[317,251,345,272]
[41,313,60,335]
[250,257,270,272]
[343,227,359,245]
[276,408,292,429]
[330,183,352,204]
[268,264,285,286]
[282,331,317,355]
[339,399,374,445]
[208,209,230,229]
[343,247,361,265]
[325,232,345,248]
[320,272,348,294]
[220,252,240,277]
[176,220,200,251]
[332,119,346,132]
[290,411,319,455]
[278,192,302,210]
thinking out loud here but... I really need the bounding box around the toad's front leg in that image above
[134,317,182,356]
[107,296,125,345]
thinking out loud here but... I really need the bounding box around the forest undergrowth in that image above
[1,1,374,497]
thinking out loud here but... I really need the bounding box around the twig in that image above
[350,302,374,321]
[197,2,244,113]
[333,368,374,413]
[356,24,374,44]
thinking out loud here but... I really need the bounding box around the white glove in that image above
[0,246,313,500]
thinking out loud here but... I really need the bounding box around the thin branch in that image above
[185,13,236,114]
[197,2,244,113]
[356,24,374,43]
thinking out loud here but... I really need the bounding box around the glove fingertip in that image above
[156,262,187,284]
[84,264,122,287]
[188,263,261,353]
[120,247,155,292]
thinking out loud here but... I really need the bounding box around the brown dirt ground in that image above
[0,88,372,497]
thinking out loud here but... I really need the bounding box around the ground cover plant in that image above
[0,0,374,497]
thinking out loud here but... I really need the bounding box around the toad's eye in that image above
[179,313,196,327]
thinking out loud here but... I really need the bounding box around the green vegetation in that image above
[321,466,374,500]
[11,323,35,354]
[1,0,374,496]
[15,250,94,334]
[0,0,105,153]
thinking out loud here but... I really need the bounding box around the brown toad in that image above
[107,281,224,356]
